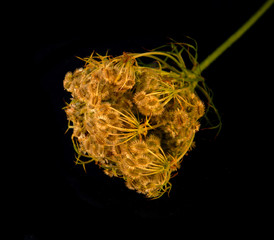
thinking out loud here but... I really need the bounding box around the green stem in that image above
[196,0,273,73]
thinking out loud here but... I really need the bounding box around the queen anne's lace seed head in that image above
[63,43,218,199]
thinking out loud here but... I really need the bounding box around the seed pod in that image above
[146,134,161,151]
[64,71,73,91]
[146,96,160,110]
[133,91,147,105]
[135,155,150,166]
[95,115,109,130]
[130,140,148,154]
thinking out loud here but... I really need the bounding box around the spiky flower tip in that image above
[63,41,221,199]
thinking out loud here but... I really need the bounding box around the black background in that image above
[24,0,272,238]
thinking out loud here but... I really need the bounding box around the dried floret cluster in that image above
[64,44,210,199]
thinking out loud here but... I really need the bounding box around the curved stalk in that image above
[196,0,273,73]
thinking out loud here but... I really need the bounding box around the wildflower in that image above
[63,43,214,199]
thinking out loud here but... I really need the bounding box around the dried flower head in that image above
[63,41,221,199]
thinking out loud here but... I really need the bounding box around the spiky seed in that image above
[64,71,73,91]
[136,155,150,166]
[128,168,140,178]
[123,156,135,167]
[146,96,159,109]
[133,91,146,105]
[146,135,160,149]
[130,140,148,154]
[95,115,108,130]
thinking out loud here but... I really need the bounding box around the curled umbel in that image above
[64,47,208,199]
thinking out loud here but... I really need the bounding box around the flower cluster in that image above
[64,51,205,199]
